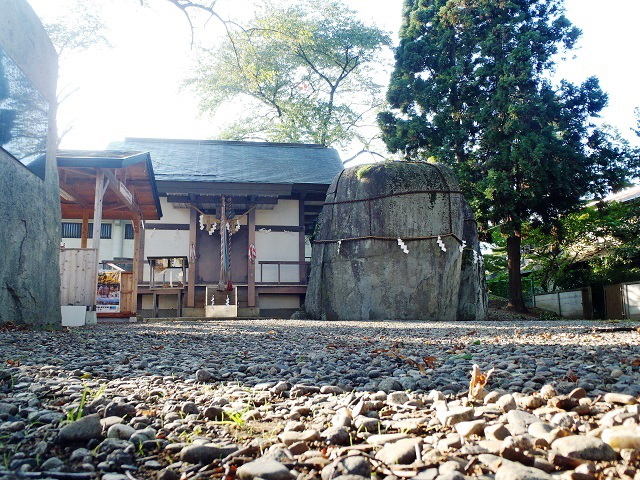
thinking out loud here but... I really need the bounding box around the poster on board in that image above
[97,270,121,313]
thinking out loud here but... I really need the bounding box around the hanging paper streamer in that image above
[397,238,409,254]
[337,240,342,254]
[200,214,218,233]
[225,295,230,306]
[235,219,240,232]
[437,236,447,252]
[208,223,216,235]
[459,240,467,253]
[472,249,479,265]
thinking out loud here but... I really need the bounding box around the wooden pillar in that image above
[91,171,106,251]
[137,219,145,282]
[247,207,256,307]
[131,215,141,315]
[187,206,197,307]
[80,210,89,248]
[91,172,108,305]
[298,195,307,283]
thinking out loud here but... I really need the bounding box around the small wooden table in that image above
[147,256,189,318]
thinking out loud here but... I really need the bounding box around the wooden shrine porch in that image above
[57,150,162,321]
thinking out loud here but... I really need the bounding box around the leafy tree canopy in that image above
[525,199,640,291]
[186,0,391,148]
[379,0,639,311]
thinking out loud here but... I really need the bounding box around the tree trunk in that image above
[506,231,528,312]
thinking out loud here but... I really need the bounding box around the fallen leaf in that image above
[151,345,164,351]
[564,368,578,383]
[469,364,494,401]
[423,356,437,369]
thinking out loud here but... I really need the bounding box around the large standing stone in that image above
[0,0,61,326]
[457,199,488,321]
[305,162,486,321]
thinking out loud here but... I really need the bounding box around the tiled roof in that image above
[107,138,344,185]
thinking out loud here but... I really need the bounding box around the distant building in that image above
[61,138,343,318]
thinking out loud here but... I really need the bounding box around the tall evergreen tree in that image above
[379,0,638,311]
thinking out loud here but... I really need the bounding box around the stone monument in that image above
[304,161,487,321]
[0,0,61,325]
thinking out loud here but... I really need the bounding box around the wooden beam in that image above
[142,223,189,231]
[131,214,141,316]
[187,206,197,307]
[92,172,107,250]
[91,171,108,306]
[81,210,89,249]
[299,195,307,283]
[100,168,143,219]
[59,181,91,209]
[248,207,256,308]
[255,225,304,232]
[256,286,306,294]
[156,180,292,197]
[137,219,146,284]
[167,194,280,205]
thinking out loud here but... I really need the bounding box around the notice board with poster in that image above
[96,270,121,313]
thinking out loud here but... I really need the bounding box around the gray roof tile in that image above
[107,138,344,185]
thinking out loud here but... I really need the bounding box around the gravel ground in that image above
[1,315,640,479]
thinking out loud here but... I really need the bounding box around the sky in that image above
[26,0,640,162]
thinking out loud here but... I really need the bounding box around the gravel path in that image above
[1,318,640,479]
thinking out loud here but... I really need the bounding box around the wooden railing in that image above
[258,261,310,285]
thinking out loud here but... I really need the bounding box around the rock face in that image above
[305,162,487,321]
[0,0,61,325]
[457,199,488,321]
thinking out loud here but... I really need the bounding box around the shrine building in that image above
[58,138,343,319]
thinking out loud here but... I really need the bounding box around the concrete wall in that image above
[255,199,301,283]
[144,198,190,282]
[0,0,61,325]
[534,289,586,319]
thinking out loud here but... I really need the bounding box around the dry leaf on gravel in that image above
[469,364,494,401]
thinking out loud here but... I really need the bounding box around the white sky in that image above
[26,0,640,161]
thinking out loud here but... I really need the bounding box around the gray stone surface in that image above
[0,320,639,476]
[457,199,488,321]
[495,461,552,480]
[58,414,102,443]
[236,459,294,480]
[304,162,486,321]
[551,435,617,461]
[0,0,61,326]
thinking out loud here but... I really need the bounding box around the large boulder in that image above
[457,199,488,321]
[305,162,486,321]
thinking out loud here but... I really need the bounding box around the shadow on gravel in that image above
[1,319,640,396]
